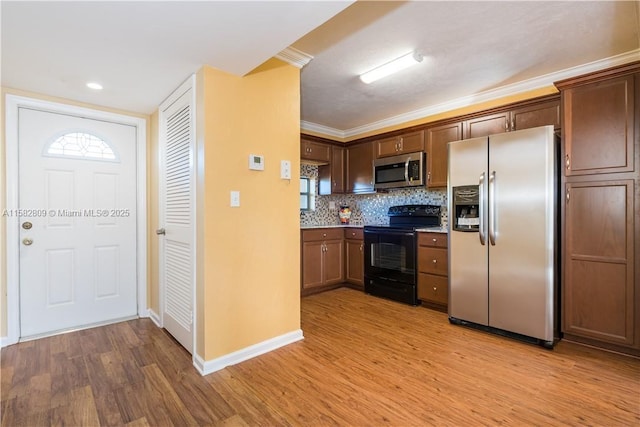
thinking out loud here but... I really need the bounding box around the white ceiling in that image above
[0,0,353,113]
[2,1,639,139]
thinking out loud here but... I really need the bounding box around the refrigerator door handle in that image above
[479,172,486,245]
[489,171,496,245]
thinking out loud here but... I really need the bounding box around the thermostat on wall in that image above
[249,154,265,171]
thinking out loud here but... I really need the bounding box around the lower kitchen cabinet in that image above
[417,232,448,311]
[301,228,344,295]
[344,228,364,289]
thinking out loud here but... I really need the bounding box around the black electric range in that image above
[363,205,441,305]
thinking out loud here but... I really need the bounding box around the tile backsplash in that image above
[300,164,448,227]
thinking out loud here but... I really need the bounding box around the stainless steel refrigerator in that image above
[447,125,557,348]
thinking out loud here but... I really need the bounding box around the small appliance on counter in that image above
[364,204,441,305]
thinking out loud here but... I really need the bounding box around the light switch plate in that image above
[280,160,291,179]
[230,191,240,207]
[249,154,264,171]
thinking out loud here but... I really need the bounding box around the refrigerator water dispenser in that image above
[452,185,480,232]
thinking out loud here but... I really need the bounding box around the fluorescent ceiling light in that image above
[86,82,103,90]
[360,51,423,84]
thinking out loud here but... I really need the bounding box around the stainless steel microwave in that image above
[373,152,426,189]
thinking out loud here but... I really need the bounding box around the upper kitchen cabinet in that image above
[375,130,425,158]
[301,138,331,164]
[426,122,462,188]
[556,70,636,176]
[347,141,375,193]
[463,97,560,139]
[319,145,346,195]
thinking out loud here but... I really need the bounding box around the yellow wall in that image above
[195,61,301,360]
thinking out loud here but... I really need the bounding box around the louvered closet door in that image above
[159,78,195,353]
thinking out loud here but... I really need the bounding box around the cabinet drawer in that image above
[418,273,448,305]
[418,232,448,248]
[344,228,363,240]
[418,247,448,275]
[302,228,344,242]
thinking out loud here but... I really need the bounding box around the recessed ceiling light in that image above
[360,51,424,84]
[86,82,103,90]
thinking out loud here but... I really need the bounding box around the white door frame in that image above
[3,94,148,346]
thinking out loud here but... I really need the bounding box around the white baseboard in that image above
[1,335,19,348]
[193,329,304,376]
[148,309,162,327]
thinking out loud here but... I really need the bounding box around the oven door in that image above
[364,227,416,284]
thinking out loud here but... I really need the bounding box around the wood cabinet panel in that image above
[511,100,560,131]
[375,130,425,158]
[563,74,635,175]
[417,247,448,276]
[418,274,448,306]
[426,122,462,188]
[563,180,635,347]
[319,146,346,195]
[464,112,509,139]
[324,239,345,285]
[417,232,449,309]
[302,241,324,289]
[301,139,331,163]
[347,142,374,193]
[345,238,364,288]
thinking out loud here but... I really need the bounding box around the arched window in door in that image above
[44,131,119,161]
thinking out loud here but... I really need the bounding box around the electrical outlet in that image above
[280,160,291,179]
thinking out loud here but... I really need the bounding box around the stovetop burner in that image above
[365,204,441,230]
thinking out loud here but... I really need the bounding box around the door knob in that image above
[22,238,33,246]
[156,228,166,235]
[22,221,33,230]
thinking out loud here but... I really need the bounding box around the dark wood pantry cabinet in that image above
[555,61,640,356]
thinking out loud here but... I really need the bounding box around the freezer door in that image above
[487,126,556,342]
[448,136,489,325]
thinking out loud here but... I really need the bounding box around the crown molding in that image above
[276,47,314,69]
[300,49,640,139]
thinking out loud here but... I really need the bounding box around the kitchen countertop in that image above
[301,224,449,233]
[301,224,364,229]
[415,226,448,234]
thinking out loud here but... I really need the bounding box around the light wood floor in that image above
[2,287,639,426]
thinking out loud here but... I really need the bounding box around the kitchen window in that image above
[300,177,315,210]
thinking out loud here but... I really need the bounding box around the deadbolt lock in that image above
[22,221,33,230]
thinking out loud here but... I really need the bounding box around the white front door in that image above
[18,107,138,338]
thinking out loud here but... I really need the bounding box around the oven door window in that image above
[365,230,415,283]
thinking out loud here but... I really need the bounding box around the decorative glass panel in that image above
[45,132,118,161]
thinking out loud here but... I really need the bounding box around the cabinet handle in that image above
[504,118,509,132]
[432,238,437,242]
[511,118,515,131]
[433,287,437,292]
[566,188,570,203]
[399,137,403,151]
[427,171,431,183]
[432,259,437,264]
[359,243,363,252]
[322,233,327,237]
[565,154,570,170]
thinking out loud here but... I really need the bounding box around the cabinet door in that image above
[418,273,448,306]
[323,239,344,285]
[464,112,509,138]
[331,146,346,193]
[563,180,635,347]
[511,100,560,131]
[398,130,425,153]
[345,239,364,287]
[563,75,635,175]
[301,240,324,289]
[376,136,400,158]
[347,142,374,193]
[417,247,448,276]
[426,122,462,188]
[301,139,331,163]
